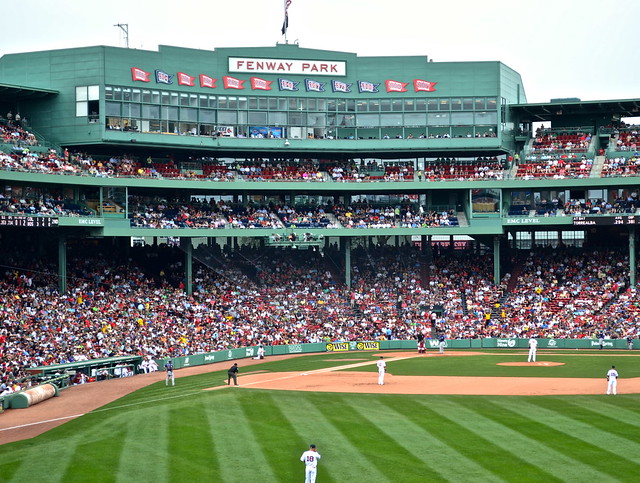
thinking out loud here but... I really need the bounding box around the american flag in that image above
[281,0,292,35]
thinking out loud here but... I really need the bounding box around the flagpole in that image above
[283,0,288,43]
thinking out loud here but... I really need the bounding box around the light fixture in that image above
[284,139,290,146]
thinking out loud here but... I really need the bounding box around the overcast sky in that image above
[2,0,639,104]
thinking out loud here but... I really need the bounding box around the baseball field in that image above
[1,349,640,482]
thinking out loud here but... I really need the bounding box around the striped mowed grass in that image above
[1,350,639,482]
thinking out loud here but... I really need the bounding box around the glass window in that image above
[439,99,450,111]
[152,91,160,103]
[142,105,160,119]
[486,98,498,110]
[380,113,403,126]
[106,102,120,116]
[268,98,277,110]
[199,95,209,108]
[307,99,317,110]
[208,96,217,108]
[181,108,197,121]
[132,89,141,102]
[462,98,473,110]
[269,112,287,125]
[180,94,190,106]
[327,100,337,111]
[475,98,486,110]
[257,98,266,109]
[238,97,248,109]
[404,100,415,111]
[416,99,426,111]
[392,100,403,112]
[427,99,438,111]
[218,96,227,108]
[472,188,500,214]
[404,112,426,126]
[161,92,170,105]
[451,99,462,111]
[356,113,379,127]
[188,94,197,107]
[87,85,99,101]
[475,111,498,124]
[76,101,88,116]
[368,100,380,112]
[123,104,141,117]
[316,99,326,110]
[248,97,258,109]
[141,90,150,103]
[427,113,450,125]
[451,112,474,125]
[113,87,122,101]
[248,112,268,124]
[218,111,237,124]
[105,86,113,100]
[76,86,87,101]
[289,112,305,125]
[289,98,299,110]
[200,110,215,123]
[380,100,391,112]
[346,100,355,112]
[337,100,346,112]
[162,106,179,120]
[227,96,237,109]
[278,98,287,110]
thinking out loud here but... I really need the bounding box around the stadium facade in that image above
[1,43,639,292]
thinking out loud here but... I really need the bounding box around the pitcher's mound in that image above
[497,361,565,366]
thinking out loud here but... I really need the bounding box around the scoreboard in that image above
[572,215,638,226]
[0,215,59,227]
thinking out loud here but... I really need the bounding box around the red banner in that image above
[131,67,151,82]
[223,76,245,90]
[250,77,272,90]
[385,79,408,93]
[177,72,195,86]
[414,79,437,92]
[199,74,217,88]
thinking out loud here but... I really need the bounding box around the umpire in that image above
[227,363,239,386]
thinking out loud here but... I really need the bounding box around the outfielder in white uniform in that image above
[607,365,618,395]
[300,444,321,483]
[164,360,175,386]
[528,337,538,363]
[376,356,386,385]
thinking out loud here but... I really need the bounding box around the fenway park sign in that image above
[229,57,346,76]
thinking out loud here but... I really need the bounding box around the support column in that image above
[344,237,352,288]
[493,235,501,286]
[181,237,193,295]
[58,236,67,294]
[630,227,636,287]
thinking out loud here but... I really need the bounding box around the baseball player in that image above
[376,356,386,385]
[227,362,239,386]
[300,444,321,483]
[417,333,425,354]
[528,336,538,362]
[164,360,175,386]
[598,331,605,350]
[627,336,634,350]
[606,365,618,395]
[438,334,446,354]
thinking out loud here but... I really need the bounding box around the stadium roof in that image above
[510,98,640,123]
[0,83,58,100]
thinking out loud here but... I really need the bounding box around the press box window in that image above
[76,85,100,122]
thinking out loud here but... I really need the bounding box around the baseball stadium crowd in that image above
[1,240,639,394]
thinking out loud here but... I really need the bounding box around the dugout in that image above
[25,355,143,381]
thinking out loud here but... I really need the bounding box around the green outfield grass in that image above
[1,350,639,482]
